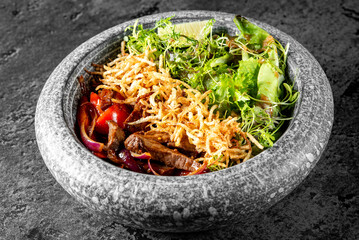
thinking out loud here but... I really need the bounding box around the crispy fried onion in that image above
[96,42,263,169]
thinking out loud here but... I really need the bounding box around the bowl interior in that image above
[62,14,301,172]
[35,11,333,232]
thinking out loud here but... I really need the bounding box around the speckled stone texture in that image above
[34,10,333,232]
[1,0,358,239]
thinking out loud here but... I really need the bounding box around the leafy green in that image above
[233,15,271,51]
[123,16,299,168]
[234,58,260,98]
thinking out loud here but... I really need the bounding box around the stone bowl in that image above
[35,11,334,232]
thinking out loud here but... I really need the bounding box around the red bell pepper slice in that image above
[92,151,108,158]
[90,92,103,114]
[95,104,129,135]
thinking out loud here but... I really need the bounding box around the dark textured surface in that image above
[35,10,333,232]
[0,0,358,239]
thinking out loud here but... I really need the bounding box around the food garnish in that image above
[76,16,298,175]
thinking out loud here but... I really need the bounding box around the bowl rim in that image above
[63,11,316,178]
[35,10,334,231]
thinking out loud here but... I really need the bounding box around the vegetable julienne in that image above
[76,15,298,175]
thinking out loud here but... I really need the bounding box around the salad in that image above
[76,15,298,176]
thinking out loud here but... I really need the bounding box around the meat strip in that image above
[107,149,125,167]
[124,132,201,172]
[124,102,148,133]
[98,89,114,110]
[124,92,153,133]
[106,120,125,151]
[144,131,198,154]
[143,131,171,143]
[136,161,175,176]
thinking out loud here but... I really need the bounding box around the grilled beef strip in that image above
[106,120,125,151]
[124,132,201,172]
[107,149,125,167]
[136,160,175,175]
[144,131,198,155]
[124,92,154,133]
[124,102,148,133]
[98,89,114,110]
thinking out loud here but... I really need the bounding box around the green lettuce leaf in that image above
[233,15,271,51]
[234,58,260,99]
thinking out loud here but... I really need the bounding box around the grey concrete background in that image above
[0,0,358,239]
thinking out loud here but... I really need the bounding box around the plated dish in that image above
[35,11,333,232]
[76,16,298,176]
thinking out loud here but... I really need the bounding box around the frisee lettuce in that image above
[124,15,298,162]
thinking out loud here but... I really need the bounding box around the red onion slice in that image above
[147,158,161,176]
[80,122,105,152]
[118,149,143,173]
[78,101,105,152]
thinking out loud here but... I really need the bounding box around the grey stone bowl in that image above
[35,11,334,232]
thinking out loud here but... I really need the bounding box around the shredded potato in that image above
[96,43,261,168]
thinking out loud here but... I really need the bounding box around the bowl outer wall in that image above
[35,11,334,232]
